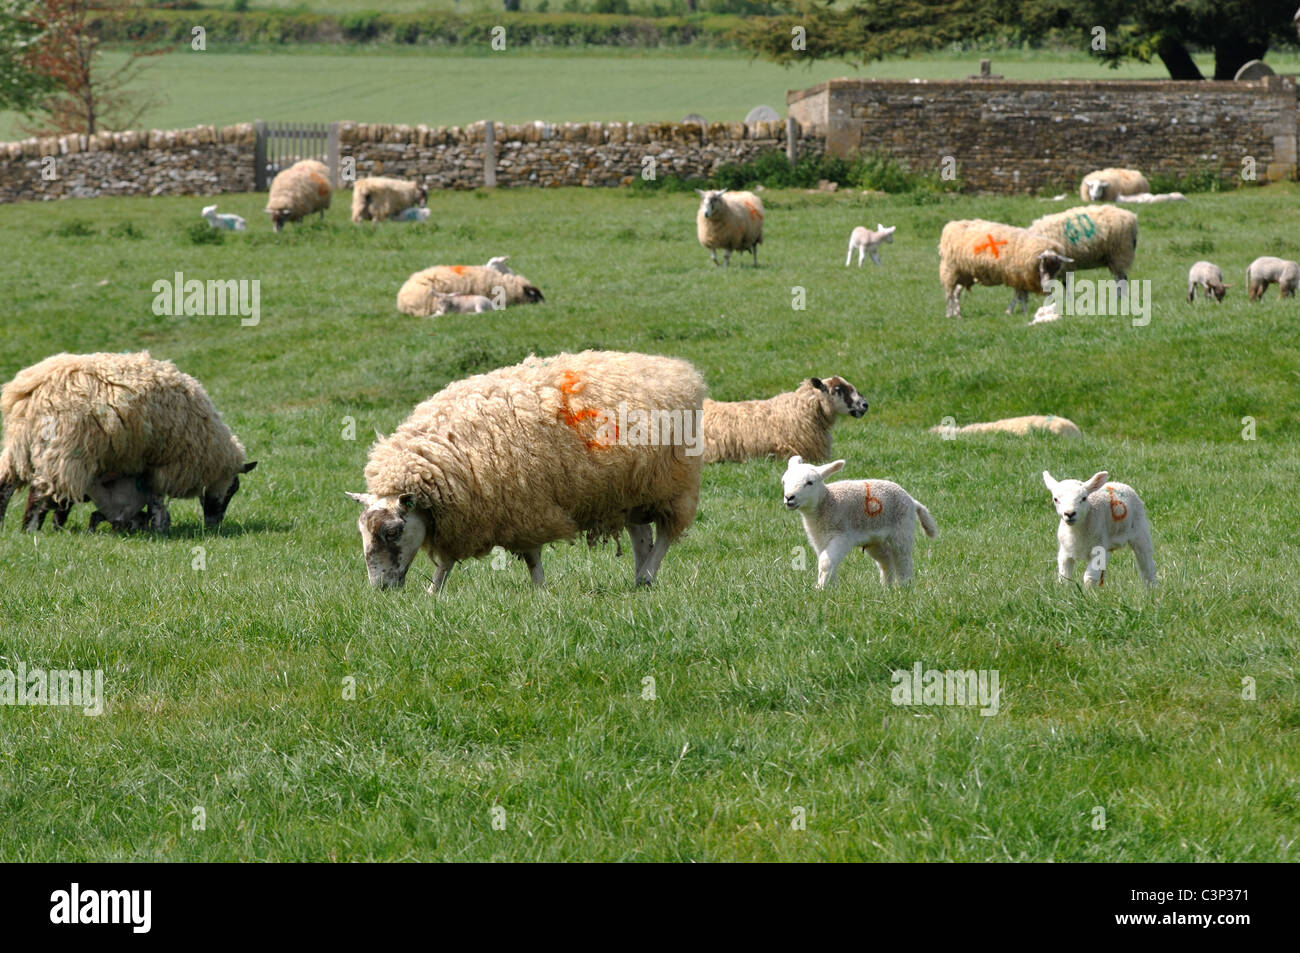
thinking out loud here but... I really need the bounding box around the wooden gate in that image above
[254,121,339,190]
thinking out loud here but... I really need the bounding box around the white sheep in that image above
[1028,204,1137,293]
[1246,256,1300,302]
[939,219,1072,318]
[702,376,868,464]
[782,456,937,589]
[201,204,246,231]
[1043,470,1156,588]
[695,189,764,266]
[1187,261,1230,303]
[1080,168,1149,202]
[930,415,1081,438]
[1116,192,1186,204]
[485,256,515,275]
[264,158,331,232]
[845,224,895,266]
[350,176,427,224]
[431,292,495,315]
[396,264,544,316]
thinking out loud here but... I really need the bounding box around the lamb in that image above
[1043,470,1155,588]
[1187,260,1230,303]
[782,456,937,589]
[393,207,431,223]
[701,376,868,464]
[264,158,331,232]
[0,351,257,533]
[201,204,246,231]
[930,415,1082,438]
[1116,191,1186,204]
[396,264,544,316]
[939,219,1072,318]
[845,224,896,266]
[1028,204,1137,293]
[1080,168,1149,202]
[347,349,705,592]
[1246,256,1300,302]
[431,292,495,315]
[350,176,427,224]
[695,189,764,266]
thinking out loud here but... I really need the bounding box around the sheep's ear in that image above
[694,188,706,197]
[820,459,846,477]
[345,491,370,505]
[241,461,258,473]
[1221,283,1233,289]
[809,377,826,391]
[1042,471,1057,490]
[787,455,803,469]
[399,493,417,511]
[1084,471,1109,492]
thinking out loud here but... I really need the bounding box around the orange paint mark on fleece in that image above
[864,482,883,517]
[1105,485,1127,521]
[973,234,1008,258]
[450,265,467,275]
[557,370,614,450]
[744,201,762,221]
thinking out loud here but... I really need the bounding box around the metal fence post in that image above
[254,119,267,191]
[483,120,497,188]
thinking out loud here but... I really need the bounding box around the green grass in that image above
[1,183,1298,861]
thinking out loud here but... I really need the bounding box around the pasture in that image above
[0,183,1298,860]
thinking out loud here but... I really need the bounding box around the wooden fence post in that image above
[254,119,267,191]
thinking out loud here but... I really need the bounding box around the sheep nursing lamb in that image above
[1080,168,1149,202]
[930,415,1082,438]
[782,456,937,589]
[348,349,706,592]
[265,159,331,232]
[1043,470,1156,588]
[396,264,544,316]
[1246,256,1300,301]
[695,189,764,266]
[1028,204,1137,293]
[350,176,428,224]
[702,376,868,464]
[1187,261,1230,303]
[939,219,1072,318]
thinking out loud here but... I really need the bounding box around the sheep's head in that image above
[1209,280,1231,302]
[1037,250,1074,290]
[201,205,218,218]
[876,224,896,243]
[347,491,431,589]
[695,188,728,219]
[265,208,288,232]
[815,376,869,418]
[1084,179,1107,201]
[431,292,453,316]
[782,456,845,511]
[521,284,544,303]
[201,461,257,528]
[1043,470,1108,526]
[416,184,429,207]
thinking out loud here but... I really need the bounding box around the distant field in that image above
[5,46,1288,141]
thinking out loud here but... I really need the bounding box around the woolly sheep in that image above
[702,376,868,465]
[695,189,764,266]
[1080,168,1149,202]
[1246,256,1300,302]
[1043,470,1155,588]
[201,204,246,231]
[265,159,331,232]
[939,219,1072,318]
[396,264,544,316]
[0,351,257,533]
[1028,204,1137,292]
[431,292,495,315]
[347,349,705,592]
[930,415,1082,438]
[485,256,515,275]
[1187,260,1230,303]
[350,176,427,224]
[846,224,895,266]
[782,456,937,589]
[1116,191,1186,204]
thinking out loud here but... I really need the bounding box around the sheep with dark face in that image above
[702,376,868,464]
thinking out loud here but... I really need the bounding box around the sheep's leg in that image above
[519,547,545,589]
[946,285,963,318]
[864,543,892,586]
[891,537,915,585]
[147,493,170,534]
[1056,551,1076,584]
[22,491,52,532]
[1116,272,1129,298]
[428,556,455,594]
[1083,548,1107,588]
[1187,283,1197,304]
[846,244,854,267]
[89,511,106,530]
[635,522,672,586]
[724,249,732,267]
[1131,534,1157,588]
[815,537,855,590]
[628,523,654,583]
[0,479,16,526]
[869,248,882,266]
[750,246,758,267]
[51,500,72,529]
[710,249,719,266]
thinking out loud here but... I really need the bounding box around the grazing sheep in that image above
[347,350,705,592]
[431,292,495,315]
[1043,470,1155,588]
[265,158,331,232]
[782,456,937,589]
[0,351,256,533]
[1080,168,1149,202]
[702,376,868,465]
[930,415,1082,438]
[1116,191,1186,204]
[201,204,246,231]
[396,264,544,316]
[485,256,515,275]
[695,189,764,266]
[845,224,896,266]
[1187,261,1230,303]
[1028,204,1137,293]
[939,219,1072,318]
[350,176,427,224]
[1246,256,1300,302]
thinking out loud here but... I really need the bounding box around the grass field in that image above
[1,181,1298,860]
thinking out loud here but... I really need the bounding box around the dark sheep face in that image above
[201,461,257,528]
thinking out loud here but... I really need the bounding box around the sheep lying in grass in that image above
[1080,168,1149,202]
[201,204,246,231]
[702,376,868,464]
[930,415,1081,438]
[1028,204,1137,293]
[1043,470,1155,588]
[350,176,427,223]
[845,224,895,266]
[782,456,937,589]
[265,159,331,232]
[1116,191,1186,204]
[431,292,495,315]
[939,219,1072,317]
[1187,261,1230,303]
[1246,256,1300,302]
[393,206,430,223]
[396,264,544,316]
[695,189,764,266]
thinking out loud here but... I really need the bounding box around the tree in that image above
[0,0,52,113]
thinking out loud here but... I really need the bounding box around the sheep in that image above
[431,292,495,315]
[201,204,246,231]
[86,473,151,531]
[485,255,514,275]
[393,207,431,223]
[701,376,868,465]
[1116,191,1186,204]
[845,224,896,266]
[782,456,937,589]
[396,264,543,317]
[0,351,257,533]
[1246,256,1300,302]
[1080,168,1149,202]
[695,189,764,266]
[1028,204,1137,293]
[264,158,331,232]
[346,349,705,592]
[350,176,427,224]
[1043,470,1156,588]
[939,219,1072,318]
[930,415,1082,438]
[1187,260,1230,303]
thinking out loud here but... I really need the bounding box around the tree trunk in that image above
[1156,37,1204,80]
[1214,38,1267,80]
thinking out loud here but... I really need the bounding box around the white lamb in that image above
[201,205,246,231]
[1246,256,1300,302]
[1187,260,1229,303]
[432,292,495,315]
[393,207,431,223]
[782,456,937,589]
[1043,470,1156,588]
[845,224,896,266]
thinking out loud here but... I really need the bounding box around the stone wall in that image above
[788,75,1299,192]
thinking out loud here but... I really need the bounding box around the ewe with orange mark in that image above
[695,189,764,266]
[264,159,332,232]
[939,219,1072,318]
[396,264,544,316]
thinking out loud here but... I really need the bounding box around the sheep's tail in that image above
[914,499,938,538]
